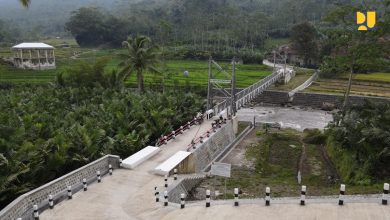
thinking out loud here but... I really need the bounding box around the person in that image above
[196,112,203,124]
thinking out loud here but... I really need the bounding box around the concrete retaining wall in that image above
[0,155,120,220]
[168,174,206,203]
[254,90,390,108]
[191,120,236,173]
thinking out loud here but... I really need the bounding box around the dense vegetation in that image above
[0,83,204,208]
[326,102,390,185]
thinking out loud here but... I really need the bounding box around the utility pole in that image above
[231,57,237,116]
[273,50,276,69]
[207,56,213,110]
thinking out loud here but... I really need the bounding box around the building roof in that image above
[12,43,54,49]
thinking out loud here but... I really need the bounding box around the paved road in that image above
[40,119,214,220]
[237,106,333,131]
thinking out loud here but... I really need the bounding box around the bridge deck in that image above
[40,119,213,220]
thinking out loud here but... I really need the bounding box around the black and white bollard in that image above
[206,189,211,207]
[109,164,113,175]
[48,194,54,209]
[164,191,168,206]
[174,169,178,180]
[180,126,184,133]
[339,184,345,205]
[199,136,204,143]
[119,159,123,167]
[164,175,168,188]
[234,188,239,206]
[383,183,389,205]
[206,131,210,137]
[33,204,39,220]
[155,186,159,202]
[67,186,72,199]
[172,131,176,139]
[97,170,101,183]
[265,187,271,206]
[180,193,185,209]
[300,185,306,206]
[83,178,87,191]
[164,136,168,145]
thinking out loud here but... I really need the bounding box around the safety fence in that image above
[186,117,230,152]
[156,114,205,147]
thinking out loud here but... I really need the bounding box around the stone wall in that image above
[0,155,120,220]
[167,174,206,203]
[254,90,390,108]
[191,120,236,173]
[254,90,290,105]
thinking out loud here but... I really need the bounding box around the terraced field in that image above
[306,77,390,97]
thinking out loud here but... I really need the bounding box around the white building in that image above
[12,43,56,70]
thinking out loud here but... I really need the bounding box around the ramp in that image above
[122,146,160,169]
[154,151,192,176]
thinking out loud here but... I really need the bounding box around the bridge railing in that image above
[213,69,285,115]
[156,114,205,147]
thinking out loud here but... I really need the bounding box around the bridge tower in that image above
[207,57,237,116]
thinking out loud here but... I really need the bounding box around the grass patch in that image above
[194,128,389,200]
[271,68,315,91]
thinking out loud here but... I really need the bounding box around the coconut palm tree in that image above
[119,35,161,93]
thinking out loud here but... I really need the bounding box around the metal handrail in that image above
[156,114,205,146]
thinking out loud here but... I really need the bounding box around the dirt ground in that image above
[190,127,384,200]
[221,129,261,167]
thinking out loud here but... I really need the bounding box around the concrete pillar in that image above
[174,169,178,180]
[164,191,168,206]
[180,126,184,134]
[164,175,168,188]
[83,178,87,191]
[206,189,211,207]
[383,183,389,205]
[33,204,39,220]
[48,194,54,209]
[181,193,185,209]
[155,186,159,202]
[339,184,345,205]
[53,49,55,64]
[300,185,306,205]
[97,170,101,183]
[37,49,41,70]
[109,164,113,175]
[67,186,72,199]
[45,50,48,64]
[234,188,239,206]
[265,187,271,206]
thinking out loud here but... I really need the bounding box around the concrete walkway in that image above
[38,115,390,220]
[40,119,213,220]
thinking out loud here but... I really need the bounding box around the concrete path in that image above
[40,119,213,220]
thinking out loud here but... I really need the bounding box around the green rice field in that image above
[0,48,272,88]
